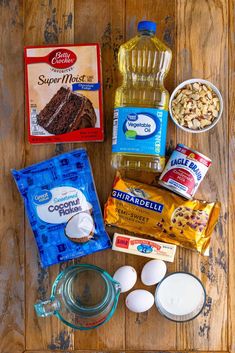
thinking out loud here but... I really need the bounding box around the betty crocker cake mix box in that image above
[24,44,104,144]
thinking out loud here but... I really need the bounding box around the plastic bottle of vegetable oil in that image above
[111,21,172,172]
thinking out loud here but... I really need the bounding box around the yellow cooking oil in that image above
[111,21,172,172]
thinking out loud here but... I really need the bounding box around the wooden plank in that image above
[124,0,177,350]
[175,0,228,351]
[23,0,75,351]
[25,351,228,353]
[73,0,126,349]
[0,1,25,353]
[228,0,235,352]
[1,0,231,351]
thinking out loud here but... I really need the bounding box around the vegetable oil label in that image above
[112,107,168,156]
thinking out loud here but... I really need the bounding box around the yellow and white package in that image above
[104,175,221,255]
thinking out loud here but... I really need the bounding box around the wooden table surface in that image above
[1,0,235,352]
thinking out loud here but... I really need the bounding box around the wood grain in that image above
[0,0,234,352]
[24,0,75,351]
[73,0,125,349]
[25,351,228,353]
[0,1,25,353]
[228,0,235,352]
[175,0,228,351]
[124,0,177,350]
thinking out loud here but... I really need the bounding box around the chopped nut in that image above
[187,121,193,128]
[192,119,201,129]
[184,115,194,121]
[207,91,212,100]
[196,108,201,116]
[192,94,200,100]
[183,89,192,95]
[193,83,200,90]
[205,114,213,121]
[199,90,207,97]
[212,109,219,117]
[213,97,219,105]
[200,119,211,127]
[202,97,209,104]
[202,105,208,114]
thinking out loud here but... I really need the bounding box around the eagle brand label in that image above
[159,144,211,199]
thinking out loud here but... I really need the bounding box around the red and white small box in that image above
[25,44,103,144]
[159,144,211,199]
[112,233,176,262]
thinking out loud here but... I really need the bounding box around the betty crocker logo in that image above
[48,49,77,69]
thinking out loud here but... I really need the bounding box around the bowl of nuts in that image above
[169,79,223,133]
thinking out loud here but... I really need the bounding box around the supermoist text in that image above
[38,74,94,86]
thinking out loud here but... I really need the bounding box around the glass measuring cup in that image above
[34,264,121,330]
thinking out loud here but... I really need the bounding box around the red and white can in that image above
[159,144,211,199]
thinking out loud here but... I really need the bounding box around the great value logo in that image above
[33,190,52,205]
[123,112,160,139]
[48,49,77,69]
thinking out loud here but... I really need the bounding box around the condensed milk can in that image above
[159,144,211,199]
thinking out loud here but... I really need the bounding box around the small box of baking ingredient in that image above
[112,233,176,262]
[25,44,103,144]
[12,149,111,267]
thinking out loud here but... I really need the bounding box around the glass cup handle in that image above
[34,298,61,317]
[113,281,122,294]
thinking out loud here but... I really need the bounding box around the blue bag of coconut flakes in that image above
[12,149,111,267]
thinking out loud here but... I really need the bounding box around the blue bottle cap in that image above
[137,21,157,33]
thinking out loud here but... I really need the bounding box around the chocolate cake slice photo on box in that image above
[37,86,97,135]
[25,44,103,143]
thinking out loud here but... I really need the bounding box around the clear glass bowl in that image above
[155,271,206,322]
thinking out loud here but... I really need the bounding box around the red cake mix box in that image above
[25,44,104,143]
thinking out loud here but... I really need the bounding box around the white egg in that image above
[126,289,154,313]
[113,265,137,293]
[141,259,167,286]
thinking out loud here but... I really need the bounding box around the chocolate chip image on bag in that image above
[104,175,221,255]
[12,149,111,267]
